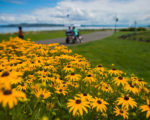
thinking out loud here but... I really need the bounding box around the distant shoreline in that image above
[0,25,149,34]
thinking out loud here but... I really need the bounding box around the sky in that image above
[0,0,150,25]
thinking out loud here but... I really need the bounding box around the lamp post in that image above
[134,21,137,35]
[114,17,119,33]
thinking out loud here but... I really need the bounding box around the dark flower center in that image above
[148,104,150,107]
[40,94,44,97]
[105,87,108,89]
[130,83,134,88]
[43,76,46,78]
[71,73,75,75]
[3,90,12,95]
[38,60,41,63]
[76,99,81,104]
[67,66,71,68]
[21,83,25,86]
[97,100,102,104]
[118,76,123,80]
[63,82,66,84]
[83,93,87,96]
[120,110,124,113]
[87,74,91,77]
[1,72,9,77]
[124,96,129,100]
[138,79,142,82]
[98,65,102,67]
[112,68,116,70]
[59,89,62,92]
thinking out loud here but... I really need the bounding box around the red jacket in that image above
[19,30,24,36]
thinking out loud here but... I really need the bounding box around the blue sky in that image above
[0,0,150,25]
[0,0,60,14]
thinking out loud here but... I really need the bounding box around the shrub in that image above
[120,27,146,31]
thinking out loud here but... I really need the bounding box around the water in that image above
[0,26,129,34]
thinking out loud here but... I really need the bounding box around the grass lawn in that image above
[0,29,102,42]
[69,31,150,83]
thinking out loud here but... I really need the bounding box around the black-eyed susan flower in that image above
[16,83,28,91]
[67,97,90,116]
[83,74,96,84]
[140,99,150,119]
[0,88,26,108]
[124,83,140,95]
[101,83,113,93]
[116,95,137,110]
[76,93,92,101]
[113,106,129,119]
[113,76,128,86]
[133,78,147,87]
[94,64,105,72]
[46,102,55,110]
[63,65,74,73]
[90,97,109,112]
[65,73,81,82]
[34,88,51,99]
[108,68,120,76]
[55,87,68,95]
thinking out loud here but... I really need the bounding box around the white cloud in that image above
[0,0,150,25]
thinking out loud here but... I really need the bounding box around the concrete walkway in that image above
[35,30,113,45]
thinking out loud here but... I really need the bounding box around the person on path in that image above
[66,26,73,36]
[18,26,24,39]
[72,26,78,43]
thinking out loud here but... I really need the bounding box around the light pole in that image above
[134,21,137,35]
[114,17,119,33]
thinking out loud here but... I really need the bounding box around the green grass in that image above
[0,29,101,42]
[69,31,150,82]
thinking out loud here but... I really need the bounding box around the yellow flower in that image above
[76,93,92,101]
[0,88,26,108]
[113,76,128,86]
[108,68,120,76]
[0,71,22,88]
[90,97,109,112]
[100,83,113,93]
[83,74,96,84]
[63,65,74,73]
[16,83,28,91]
[113,106,129,119]
[67,97,90,116]
[140,99,150,119]
[133,78,147,87]
[34,88,51,99]
[116,95,137,110]
[65,73,81,82]
[124,83,140,94]
[46,102,55,110]
[94,64,105,71]
[55,87,68,95]
[42,116,49,120]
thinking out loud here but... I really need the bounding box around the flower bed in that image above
[0,37,150,120]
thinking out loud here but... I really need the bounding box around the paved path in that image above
[35,31,113,46]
